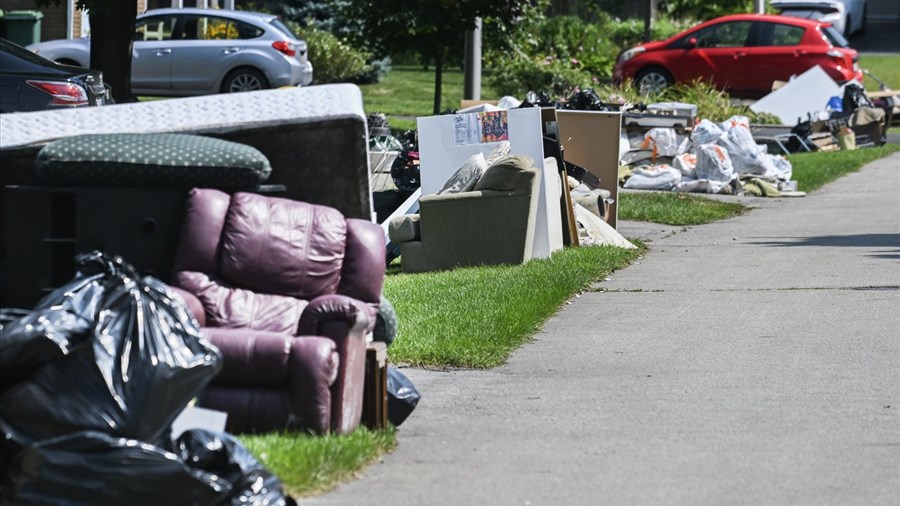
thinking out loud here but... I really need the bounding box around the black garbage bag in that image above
[0,251,222,452]
[0,267,111,392]
[563,89,618,111]
[387,366,420,426]
[5,429,293,506]
[841,83,873,113]
[390,129,421,193]
[176,429,293,506]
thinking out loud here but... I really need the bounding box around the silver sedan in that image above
[28,8,313,96]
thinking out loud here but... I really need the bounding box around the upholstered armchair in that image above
[389,155,545,273]
[169,188,385,434]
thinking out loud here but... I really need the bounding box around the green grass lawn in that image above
[360,65,497,131]
[238,427,396,498]
[789,143,900,192]
[385,244,643,368]
[618,191,747,225]
[859,55,900,92]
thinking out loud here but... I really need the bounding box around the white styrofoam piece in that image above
[169,406,228,440]
[749,65,840,126]
[416,107,562,259]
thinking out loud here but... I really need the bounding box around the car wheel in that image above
[221,68,269,93]
[634,67,673,95]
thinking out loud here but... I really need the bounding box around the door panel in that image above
[131,15,178,92]
[169,15,245,92]
[677,21,754,94]
[741,22,812,96]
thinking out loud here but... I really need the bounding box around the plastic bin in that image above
[2,10,43,47]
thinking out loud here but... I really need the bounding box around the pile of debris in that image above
[620,114,800,198]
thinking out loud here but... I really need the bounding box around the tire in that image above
[634,67,673,95]
[221,68,268,93]
[373,297,398,346]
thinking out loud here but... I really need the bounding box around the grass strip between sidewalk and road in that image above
[789,143,899,192]
[384,244,644,369]
[618,191,747,225]
[238,427,396,498]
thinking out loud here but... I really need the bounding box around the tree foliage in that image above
[343,0,544,114]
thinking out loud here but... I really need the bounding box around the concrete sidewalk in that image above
[303,153,900,506]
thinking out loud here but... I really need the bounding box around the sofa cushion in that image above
[473,155,535,195]
[35,133,271,188]
[388,214,421,243]
[220,192,347,299]
[438,152,487,194]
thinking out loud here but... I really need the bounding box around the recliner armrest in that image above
[298,294,374,338]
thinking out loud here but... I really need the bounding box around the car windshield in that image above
[268,18,299,40]
[820,25,848,47]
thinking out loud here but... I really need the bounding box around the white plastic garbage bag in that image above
[769,154,793,180]
[641,128,690,157]
[623,164,682,190]
[695,144,734,182]
[720,115,750,131]
[717,124,775,175]
[691,119,724,147]
[673,153,698,177]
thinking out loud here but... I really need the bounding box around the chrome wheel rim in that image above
[639,73,669,95]
[229,73,263,92]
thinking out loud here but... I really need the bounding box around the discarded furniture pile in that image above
[0,85,420,503]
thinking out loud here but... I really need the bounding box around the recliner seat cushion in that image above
[35,133,271,188]
[220,192,347,299]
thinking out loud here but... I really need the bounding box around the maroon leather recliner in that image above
[169,188,385,434]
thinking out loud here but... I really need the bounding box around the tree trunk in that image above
[89,2,138,103]
[432,51,444,116]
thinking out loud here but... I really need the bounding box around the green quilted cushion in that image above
[35,133,272,188]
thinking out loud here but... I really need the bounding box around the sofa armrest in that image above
[297,294,372,433]
[168,285,207,327]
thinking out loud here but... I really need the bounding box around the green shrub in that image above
[292,23,381,84]
[489,56,594,99]
[486,14,696,97]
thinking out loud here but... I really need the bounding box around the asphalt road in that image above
[849,18,900,54]
[302,153,900,505]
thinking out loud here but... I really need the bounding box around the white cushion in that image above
[438,152,487,194]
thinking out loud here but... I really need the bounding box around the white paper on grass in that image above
[170,406,228,440]
[749,65,841,126]
[417,107,563,259]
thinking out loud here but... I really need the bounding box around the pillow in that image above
[437,153,487,195]
[473,155,535,195]
[35,133,272,188]
[484,140,511,166]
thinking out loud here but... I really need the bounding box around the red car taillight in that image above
[26,80,89,106]
[271,40,296,57]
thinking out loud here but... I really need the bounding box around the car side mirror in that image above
[686,37,698,49]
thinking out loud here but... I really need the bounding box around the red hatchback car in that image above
[613,14,862,98]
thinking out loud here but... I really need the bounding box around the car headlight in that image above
[617,47,645,64]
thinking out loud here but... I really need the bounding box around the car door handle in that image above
[223,47,241,54]
[155,49,172,55]
[793,50,807,57]
[732,51,746,59]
